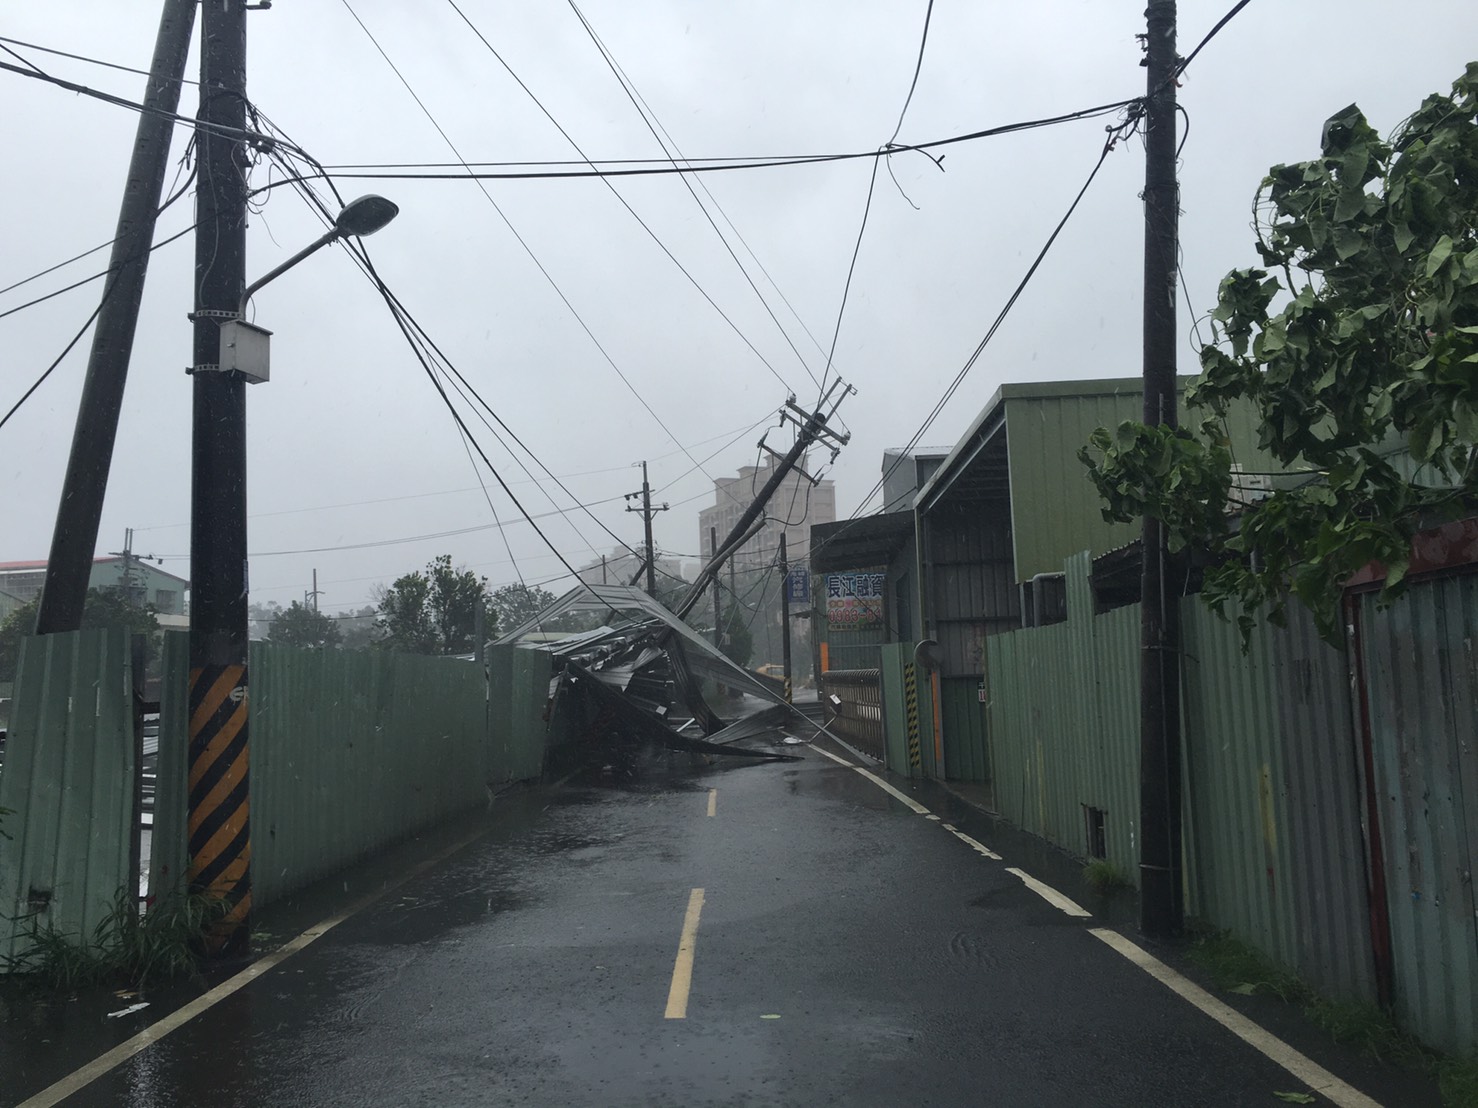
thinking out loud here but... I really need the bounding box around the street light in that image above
[220,195,399,383]
[186,187,398,956]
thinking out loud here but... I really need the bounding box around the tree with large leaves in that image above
[1081,64,1478,641]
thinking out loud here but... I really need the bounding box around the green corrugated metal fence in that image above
[0,629,137,961]
[488,644,553,784]
[984,551,1418,1032]
[879,642,936,779]
[155,637,549,910]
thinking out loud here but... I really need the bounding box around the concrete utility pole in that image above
[188,0,253,956]
[307,568,322,613]
[676,380,852,622]
[624,461,668,597]
[778,533,792,703]
[35,0,197,635]
[1138,0,1184,939]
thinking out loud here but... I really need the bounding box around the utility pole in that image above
[1139,0,1183,939]
[677,380,852,622]
[624,461,668,597]
[778,533,792,703]
[188,0,253,956]
[307,568,322,613]
[35,0,197,634]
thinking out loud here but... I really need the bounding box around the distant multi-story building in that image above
[697,456,836,571]
[0,557,190,617]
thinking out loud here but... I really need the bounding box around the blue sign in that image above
[784,568,810,605]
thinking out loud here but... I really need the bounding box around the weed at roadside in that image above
[4,884,227,989]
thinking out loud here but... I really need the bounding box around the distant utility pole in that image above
[624,461,668,597]
[1139,0,1184,939]
[188,0,253,957]
[778,533,792,703]
[108,528,140,608]
[34,0,197,635]
[306,569,322,613]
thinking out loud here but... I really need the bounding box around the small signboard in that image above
[824,567,886,631]
[784,568,810,605]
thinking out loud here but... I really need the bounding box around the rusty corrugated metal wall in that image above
[0,629,136,961]
[1357,574,1478,1054]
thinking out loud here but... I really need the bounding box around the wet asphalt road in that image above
[5,740,1417,1107]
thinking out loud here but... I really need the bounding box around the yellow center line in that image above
[706,788,717,817]
[664,888,706,1019]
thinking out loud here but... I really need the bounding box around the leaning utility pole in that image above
[676,380,851,622]
[34,0,196,634]
[1139,0,1183,939]
[624,461,668,597]
[188,0,253,956]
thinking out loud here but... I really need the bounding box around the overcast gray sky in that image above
[4,1,1476,614]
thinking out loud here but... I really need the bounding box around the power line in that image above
[561,0,822,392]
[260,136,629,613]
[0,223,195,322]
[337,0,745,514]
[1171,0,1256,84]
[820,0,940,402]
[819,120,1131,552]
[0,167,198,321]
[0,50,300,153]
[448,0,804,396]
[248,102,1138,191]
[0,34,202,85]
[887,0,936,145]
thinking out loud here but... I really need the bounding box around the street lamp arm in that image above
[238,229,338,317]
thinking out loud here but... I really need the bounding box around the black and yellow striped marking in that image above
[188,664,252,955]
[904,662,922,769]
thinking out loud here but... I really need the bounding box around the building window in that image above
[155,589,178,612]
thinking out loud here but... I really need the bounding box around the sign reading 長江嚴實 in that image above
[825,568,885,631]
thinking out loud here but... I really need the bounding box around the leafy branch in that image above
[1082,63,1478,642]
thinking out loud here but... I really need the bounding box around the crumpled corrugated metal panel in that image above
[0,628,135,962]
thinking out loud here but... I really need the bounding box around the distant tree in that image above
[490,583,556,633]
[267,601,342,649]
[337,606,381,651]
[0,588,161,681]
[375,555,494,655]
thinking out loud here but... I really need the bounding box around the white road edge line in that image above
[1005,866,1092,917]
[1088,928,1383,1108]
[948,828,1003,860]
[807,743,855,768]
[17,828,488,1108]
[852,766,931,815]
